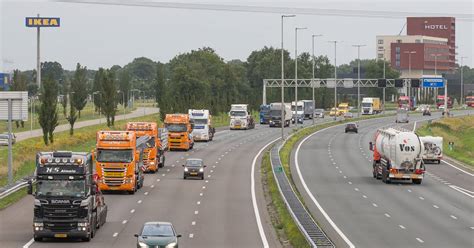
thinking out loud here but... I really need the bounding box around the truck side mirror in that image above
[27,180,33,195]
[369,142,374,151]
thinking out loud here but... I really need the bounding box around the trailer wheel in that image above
[412,179,422,185]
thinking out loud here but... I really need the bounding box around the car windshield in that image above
[186,160,203,167]
[193,119,208,125]
[97,149,133,163]
[315,109,323,113]
[230,111,246,117]
[347,124,356,128]
[165,124,187,132]
[0,134,9,139]
[36,179,85,197]
[141,224,174,237]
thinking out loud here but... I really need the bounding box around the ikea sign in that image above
[25,17,60,27]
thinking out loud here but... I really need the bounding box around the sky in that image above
[0,0,473,72]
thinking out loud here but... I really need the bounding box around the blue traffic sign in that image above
[422,78,444,88]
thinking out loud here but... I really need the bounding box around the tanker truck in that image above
[369,128,425,184]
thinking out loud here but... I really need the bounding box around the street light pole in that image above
[328,41,339,120]
[281,14,295,140]
[353,44,366,117]
[312,34,322,125]
[382,48,386,113]
[460,56,467,106]
[294,27,307,128]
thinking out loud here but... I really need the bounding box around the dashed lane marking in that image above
[416,238,424,243]
[130,209,135,213]
[194,211,199,215]
[122,220,127,224]
[189,234,194,238]
[433,205,439,209]
[192,221,196,226]
[450,215,458,220]
[384,213,391,218]
[137,200,142,204]
[372,203,378,207]
[399,225,406,229]
[113,232,118,237]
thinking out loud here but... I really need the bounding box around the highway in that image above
[293,110,474,248]
[0,118,327,248]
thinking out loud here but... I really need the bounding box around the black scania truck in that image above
[27,151,107,242]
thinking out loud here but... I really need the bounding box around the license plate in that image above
[54,234,67,238]
[235,125,241,128]
[104,172,123,177]
[190,173,198,175]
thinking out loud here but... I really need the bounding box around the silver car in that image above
[0,133,16,146]
[314,109,325,118]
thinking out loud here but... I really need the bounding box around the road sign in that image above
[0,92,28,121]
[25,17,60,27]
[422,78,445,88]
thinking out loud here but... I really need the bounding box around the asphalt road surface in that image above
[294,110,474,248]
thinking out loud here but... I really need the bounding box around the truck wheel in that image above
[412,179,422,185]
[128,190,135,195]
[91,214,96,239]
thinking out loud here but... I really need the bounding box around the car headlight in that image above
[138,241,148,248]
[166,242,177,248]
[199,168,204,172]
[184,168,188,172]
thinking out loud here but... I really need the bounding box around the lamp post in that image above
[460,56,467,106]
[312,34,323,125]
[93,91,101,124]
[294,26,307,127]
[328,40,340,120]
[382,48,386,113]
[117,90,125,119]
[280,14,295,140]
[353,44,366,117]
[404,51,416,99]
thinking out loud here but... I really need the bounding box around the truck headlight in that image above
[150,161,155,165]
[199,168,204,172]
[166,242,177,248]
[77,222,89,227]
[34,223,43,231]
[184,168,188,172]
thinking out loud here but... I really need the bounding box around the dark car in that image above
[135,222,181,248]
[345,123,358,133]
[183,158,206,180]
[422,109,431,116]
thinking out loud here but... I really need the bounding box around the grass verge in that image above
[0,188,27,210]
[261,149,310,248]
[417,115,474,168]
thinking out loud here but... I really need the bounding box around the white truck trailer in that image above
[370,128,425,184]
[420,136,443,164]
[229,104,255,130]
[188,109,215,141]
[268,102,292,127]
[361,97,382,115]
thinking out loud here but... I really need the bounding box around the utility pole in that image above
[294,27,307,127]
[281,14,295,140]
[460,56,467,105]
[312,34,322,125]
[353,44,366,117]
[382,48,386,113]
[36,14,41,90]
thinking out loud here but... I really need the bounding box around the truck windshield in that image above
[362,103,372,107]
[146,137,155,148]
[165,124,187,132]
[192,119,208,125]
[36,180,85,197]
[230,111,246,117]
[97,149,133,163]
[269,110,282,117]
[291,106,303,111]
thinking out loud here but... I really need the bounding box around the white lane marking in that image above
[113,232,119,237]
[213,165,216,168]
[221,154,225,157]
[172,164,175,167]
[372,203,378,207]
[144,192,149,195]
[339,170,342,174]
[200,193,203,196]
[137,200,142,204]
[189,233,194,238]
[348,182,353,185]
[384,213,391,218]
[419,196,424,200]
[413,121,417,132]
[252,137,280,248]
[202,186,206,189]
[433,205,439,209]
[354,188,359,191]
[442,160,474,176]
[194,210,199,215]
[22,238,34,248]
[167,169,170,172]
[176,160,180,163]
[416,238,424,243]
[295,129,355,248]
[157,179,160,182]
[130,209,135,213]
[470,227,474,230]
[449,185,474,198]
[399,225,406,229]
[343,176,347,179]
[197,201,201,205]
[407,189,412,193]
[335,166,338,169]
[162,174,166,177]
[205,180,209,183]
[210,170,214,173]
[450,215,458,220]
[192,221,196,226]
[216,161,219,164]
[122,220,127,224]
[208,175,211,178]
[150,185,155,188]
[362,195,367,199]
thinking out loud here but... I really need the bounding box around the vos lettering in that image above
[399,144,415,152]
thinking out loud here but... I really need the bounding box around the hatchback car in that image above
[135,222,181,248]
[345,123,358,133]
[422,108,431,116]
[314,109,325,118]
[183,158,206,180]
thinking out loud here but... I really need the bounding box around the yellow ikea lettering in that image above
[28,19,33,26]
[49,19,58,26]
[33,19,42,25]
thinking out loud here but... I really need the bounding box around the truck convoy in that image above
[126,122,168,173]
[95,131,149,194]
[259,104,271,124]
[164,114,195,150]
[436,95,453,109]
[28,151,108,241]
[361,97,382,115]
[370,128,425,184]
[229,104,255,130]
[420,136,443,164]
[188,109,215,141]
[269,102,292,127]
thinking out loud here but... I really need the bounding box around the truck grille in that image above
[102,167,127,186]
[42,204,79,220]
[44,221,77,231]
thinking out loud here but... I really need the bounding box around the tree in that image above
[70,63,89,118]
[61,81,69,117]
[92,69,105,112]
[118,69,131,107]
[41,61,64,85]
[101,70,117,127]
[66,95,78,136]
[38,76,59,145]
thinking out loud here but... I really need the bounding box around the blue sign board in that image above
[0,73,11,90]
[25,17,60,27]
[422,78,445,88]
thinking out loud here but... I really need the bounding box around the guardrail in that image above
[0,181,28,200]
[270,141,334,248]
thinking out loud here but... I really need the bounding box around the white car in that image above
[0,133,16,146]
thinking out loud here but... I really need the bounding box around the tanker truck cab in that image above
[95,131,148,194]
[28,151,107,242]
[189,109,215,141]
[370,128,425,184]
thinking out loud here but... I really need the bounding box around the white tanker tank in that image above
[370,128,425,184]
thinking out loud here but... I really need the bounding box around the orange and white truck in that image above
[95,131,150,194]
[126,122,168,173]
[164,114,194,151]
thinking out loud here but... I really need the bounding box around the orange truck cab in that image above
[126,122,168,173]
[95,131,150,194]
[164,114,194,151]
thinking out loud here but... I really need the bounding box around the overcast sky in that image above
[1,0,473,71]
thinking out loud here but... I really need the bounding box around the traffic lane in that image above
[0,193,34,248]
[109,127,269,248]
[351,116,473,247]
[188,128,281,248]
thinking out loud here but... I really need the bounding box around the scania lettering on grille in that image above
[51,199,70,204]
